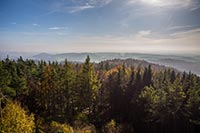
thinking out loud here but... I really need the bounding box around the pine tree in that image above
[61,59,76,122]
[170,70,176,83]
[78,56,101,121]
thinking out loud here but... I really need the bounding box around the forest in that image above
[0,56,200,133]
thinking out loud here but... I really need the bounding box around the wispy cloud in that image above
[171,28,200,37]
[4,28,200,53]
[57,28,200,53]
[128,0,200,10]
[136,30,151,37]
[32,23,39,26]
[48,26,67,30]
[190,4,200,11]
[69,5,94,13]
[167,25,194,31]
[69,0,113,13]
[45,0,113,14]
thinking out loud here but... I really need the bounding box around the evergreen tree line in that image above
[0,56,200,133]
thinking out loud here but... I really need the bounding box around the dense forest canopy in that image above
[0,56,200,133]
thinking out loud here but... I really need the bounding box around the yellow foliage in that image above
[50,121,73,133]
[0,101,35,133]
[104,119,122,133]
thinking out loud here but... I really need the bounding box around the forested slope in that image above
[0,56,200,133]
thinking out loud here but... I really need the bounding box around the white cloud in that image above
[69,0,113,13]
[69,5,94,13]
[171,28,200,37]
[56,28,200,53]
[167,25,194,31]
[32,23,39,26]
[128,0,200,10]
[47,0,113,14]
[89,0,113,7]
[48,27,67,30]
[136,30,151,37]
[5,28,200,54]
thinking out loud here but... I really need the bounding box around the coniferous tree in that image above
[78,56,101,122]
[0,57,200,133]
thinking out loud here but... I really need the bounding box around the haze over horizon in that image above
[1,0,200,54]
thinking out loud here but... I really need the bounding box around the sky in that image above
[1,0,200,54]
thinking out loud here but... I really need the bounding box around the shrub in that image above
[0,101,35,133]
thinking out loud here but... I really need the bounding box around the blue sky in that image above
[1,0,200,54]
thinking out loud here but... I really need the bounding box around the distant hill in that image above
[156,58,200,75]
[0,51,37,60]
[32,52,200,75]
[96,58,168,72]
[1,52,200,75]
[33,53,53,61]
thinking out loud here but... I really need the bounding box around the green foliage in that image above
[139,86,167,122]
[0,57,200,133]
[1,86,16,97]
[185,75,200,125]
[77,56,101,120]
